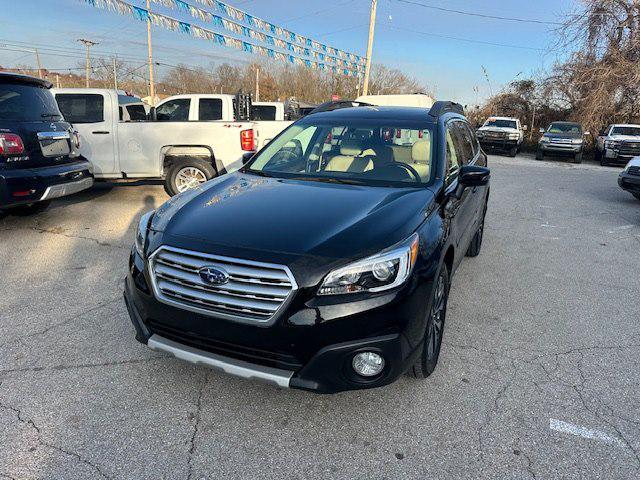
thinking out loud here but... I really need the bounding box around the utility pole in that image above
[362,0,377,96]
[34,48,43,79]
[146,0,156,105]
[78,39,98,88]
[113,56,118,91]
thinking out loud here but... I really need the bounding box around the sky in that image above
[0,0,579,105]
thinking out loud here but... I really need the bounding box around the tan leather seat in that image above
[325,140,373,173]
[410,139,431,180]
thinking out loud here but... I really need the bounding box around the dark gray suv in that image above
[536,121,587,163]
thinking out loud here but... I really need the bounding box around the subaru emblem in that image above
[198,266,229,285]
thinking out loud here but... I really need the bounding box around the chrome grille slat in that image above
[149,246,297,324]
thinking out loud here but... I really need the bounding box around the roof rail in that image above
[308,99,372,115]
[428,101,464,118]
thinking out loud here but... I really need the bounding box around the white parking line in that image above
[550,418,625,447]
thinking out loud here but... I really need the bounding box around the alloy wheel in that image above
[175,166,207,193]
[426,273,447,361]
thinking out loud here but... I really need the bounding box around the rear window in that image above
[0,83,62,122]
[199,99,223,121]
[251,105,277,121]
[126,104,147,121]
[56,94,104,123]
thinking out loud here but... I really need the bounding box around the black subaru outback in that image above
[0,73,93,214]
[124,101,490,393]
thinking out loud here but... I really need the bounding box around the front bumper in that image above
[0,160,93,208]
[479,138,518,150]
[539,143,582,154]
[618,171,640,193]
[604,148,640,163]
[124,250,427,394]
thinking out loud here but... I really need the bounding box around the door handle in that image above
[92,131,110,135]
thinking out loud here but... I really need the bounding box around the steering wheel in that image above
[265,149,301,171]
[379,162,422,183]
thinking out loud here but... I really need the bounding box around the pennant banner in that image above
[148,0,365,71]
[82,0,363,76]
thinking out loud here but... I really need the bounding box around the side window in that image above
[251,105,276,121]
[199,99,223,121]
[156,99,190,122]
[55,94,104,123]
[445,126,460,183]
[451,121,474,165]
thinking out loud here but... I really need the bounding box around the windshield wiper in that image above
[244,169,274,178]
[292,175,367,186]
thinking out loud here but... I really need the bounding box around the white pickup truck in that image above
[476,116,525,157]
[53,89,291,195]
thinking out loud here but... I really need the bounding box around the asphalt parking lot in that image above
[1,154,639,479]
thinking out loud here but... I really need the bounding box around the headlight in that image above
[318,233,419,296]
[540,136,550,143]
[135,211,154,257]
[605,140,619,149]
[476,130,485,137]
[572,138,583,145]
[508,133,519,140]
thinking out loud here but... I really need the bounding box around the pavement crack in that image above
[0,225,128,249]
[0,400,112,479]
[186,371,208,480]
[0,355,171,375]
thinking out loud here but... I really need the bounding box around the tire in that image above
[9,200,51,216]
[508,146,517,157]
[466,208,486,257]
[633,193,640,200]
[407,264,450,379]
[164,158,216,197]
[535,148,544,160]
[572,151,583,164]
[595,149,603,164]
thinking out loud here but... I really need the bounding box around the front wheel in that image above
[572,151,583,164]
[164,158,216,196]
[535,148,544,160]
[407,264,450,379]
[508,146,518,157]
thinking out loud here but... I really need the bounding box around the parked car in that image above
[476,117,525,157]
[595,124,640,166]
[123,100,490,393]
[618,156,640,200]
[53,89,292,196]
[0,73,93,215]
[536,121,587,163]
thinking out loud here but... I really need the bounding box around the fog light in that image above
[352,352,385,377]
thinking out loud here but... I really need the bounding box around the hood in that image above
[478,126,518,133]
[626,156,640,168]
[151,172,432,262]
[608,135,640,142]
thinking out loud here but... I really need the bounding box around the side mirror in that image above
[148,107,157,122]
[242,151,255,165]
[539,127,545,134]
[522,125,528,131]
[584,131,591,136]
[459,165,490,188]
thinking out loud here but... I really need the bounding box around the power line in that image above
[393,0,563,26]
[382,25,547,52]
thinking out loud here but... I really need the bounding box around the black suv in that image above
[0,73,93,214]
[124,101,490,393]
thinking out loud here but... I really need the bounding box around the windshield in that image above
[0,83,62,121]
[245,119,435,186]
[611,126,640,137]
[548,123,581,134]
[484,119,517,129]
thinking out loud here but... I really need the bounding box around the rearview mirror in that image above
[522,125,528,131]
[148,107,157,122]
[459,165,490,188]
[539,127,545,134]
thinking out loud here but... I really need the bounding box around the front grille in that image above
[628,166,640,176]
[148,320,303,370]
[618,142,640,157]
[484,131,506,139]
[149,246,297,325]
